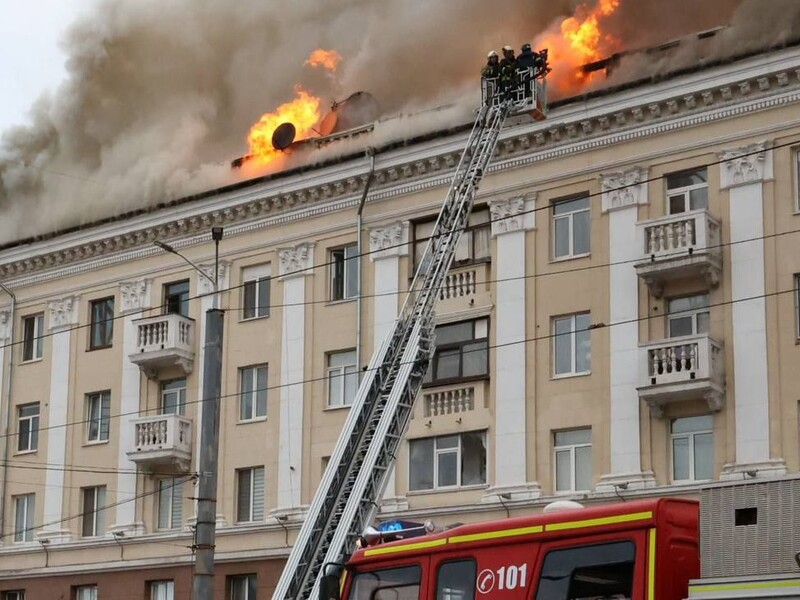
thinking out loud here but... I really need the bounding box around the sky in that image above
[0,1,96,137]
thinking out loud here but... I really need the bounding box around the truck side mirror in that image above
[319,574,341,600]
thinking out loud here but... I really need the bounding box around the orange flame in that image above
[536,0,622,96]
[305,48,342,72]
[246,86,322,168]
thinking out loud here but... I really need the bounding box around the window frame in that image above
[160,378,187,416]
[89,297,115,350]
[2,591,25,600]
[794,274,800,341]
[157,478,183,530]
[86,391,111,443]
[553,428,593,493]
[241,264,271,320]
[423,318,489,387]
[408,431,487,492]
[412,206,492,270]
[329,244,359,302]
[666,167,709,215]
[552,195,591,260]
[21,313,44,363]
[228,574,257,600]
[552,312,592,378]
[236,466,265,523]
[666,293,710,338]
[74,586,98,600]
[163,280,190,317]
[149,580,175,600]
[239,364,268,421]
[81,486,106,538]
[13,493,35,543]
[326,349,358,408]
[16,403,39,453]
[671,415,714,483]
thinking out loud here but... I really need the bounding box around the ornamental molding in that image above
[278,243,315,278]
[719,140,773,189]
[119,279,152,314]
[197,260,231,295]
[600,166,649,213]
[1,51,800,284]
[47,295,80,330]
[489,192,536,235]
[368,222,410,261]
[0,310,10,342]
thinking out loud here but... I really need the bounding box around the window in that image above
[236,467,265,523]
[229,574,257,600]
[86,391,110,443]
[672,415,713,482]
[242,264,271,319]
[535,541,635,600]
[160,379,186,415]
[423,318,489,385]
[240,365,268,420]
[552,196,590,259]
[667,294,710,338]
[667,168,708,214]
[164,280,190,316]
[157,478,183,530]
[554,429,592,492]
[327,350,357,407]
[150,580,174,600]
[17,403,39,453]
[13,494,35,543]
[81,486,106,537]
[75,587,98,600]
[409,431,487,491]
[2,592,25,600]
[794,274,799,340]
[413,208,491,269]
[330,244,358,301]
[21,314,44,362]
[553,312,591,377]
[89,297,114,349]
[437,560,477,600]
[351,566,421,600]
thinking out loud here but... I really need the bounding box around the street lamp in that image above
[153,230,224,600]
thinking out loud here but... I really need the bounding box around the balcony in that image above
[128,313,195,379]
[637,334,725,417]
[634,210,722,297]
[126,414,193,472]
[410,380,490,437]
[436,262,492,314]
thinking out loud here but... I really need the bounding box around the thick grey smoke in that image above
[0,0,775,244]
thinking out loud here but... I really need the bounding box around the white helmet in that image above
[502,45,514,52]
[487,50,498,58]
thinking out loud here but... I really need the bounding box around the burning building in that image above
[1,1,800,597]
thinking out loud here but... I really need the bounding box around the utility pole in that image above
[193,226,225,600]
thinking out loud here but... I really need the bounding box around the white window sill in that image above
[551,252,591,264]
[670,478,713,486]
[84,439,110,447]
[326,298,357,306]
[14,449,38,456]
[239,315,270,323]
[19,357,44,365]
[551,371,592,380]
[406,483,488,496]
[324,404,353,412]
[238,417,268,425]
[555,488,592,496]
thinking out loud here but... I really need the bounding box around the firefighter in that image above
[516,43,538,71]
[481,50,500,79]
[499,45,517,91]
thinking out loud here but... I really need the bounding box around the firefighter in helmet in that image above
[481,50,500,79]
[499,45,517,91]
[516,43,538,71]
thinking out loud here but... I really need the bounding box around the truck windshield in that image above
[350,565,422,600]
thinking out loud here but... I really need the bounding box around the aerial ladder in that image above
[271,61,549,600]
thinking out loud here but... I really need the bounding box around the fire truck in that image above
[270,56,800,600]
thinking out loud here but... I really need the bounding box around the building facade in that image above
[1,40,800,599]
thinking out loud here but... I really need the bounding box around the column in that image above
[194,261,229,527]
[273,243,314,518]
[110,280,151,536]
[484,193,541,502]
[719,141,786,479]
[39,295,79,543]
[368,222,410,513]
[597,167,656,492]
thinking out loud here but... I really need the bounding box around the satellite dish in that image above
[272,122,297,151]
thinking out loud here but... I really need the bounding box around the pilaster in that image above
[368,222,410,512]
[719,140,785,479]
[597,167,656,492]
[483,193,541,501]
[39,295,80,543]
[274,243,314,513]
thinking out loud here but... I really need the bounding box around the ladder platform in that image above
[481,66,548,121]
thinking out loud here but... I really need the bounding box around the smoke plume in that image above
[0,0,783,245]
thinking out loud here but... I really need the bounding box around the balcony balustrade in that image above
[126,414,193,472]
[128,313,195,378]
[436,262,492,313]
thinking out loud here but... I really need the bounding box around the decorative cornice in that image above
[197,261,231,295]
[119,279,152,314]
[0,310,10,342]
[278,243,315,278]
[600,166,649,213]
[2,52,800,284]
[368,222,409,261]
[47,295,80,330]
[489,193,536,236]
[719,140,773,189]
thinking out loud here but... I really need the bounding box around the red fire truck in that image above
[321,478,800,600]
